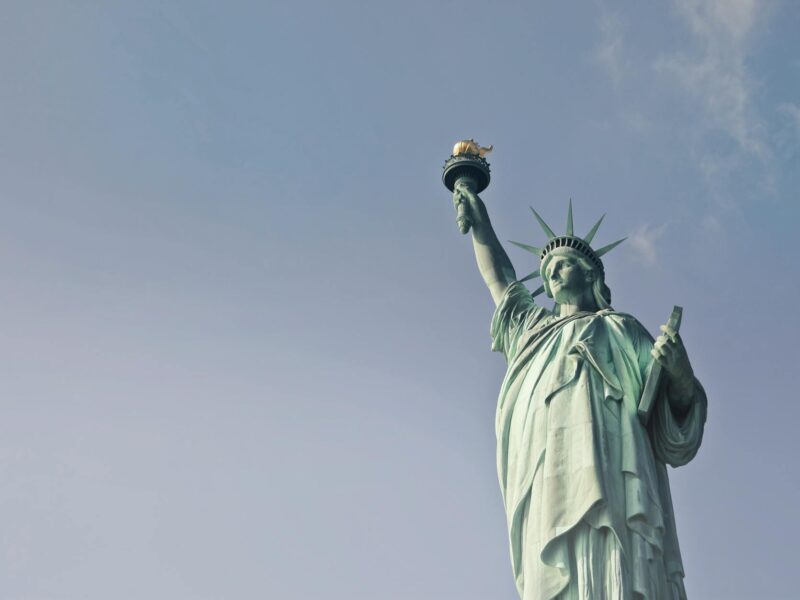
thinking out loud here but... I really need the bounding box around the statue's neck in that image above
[558,290,598,317]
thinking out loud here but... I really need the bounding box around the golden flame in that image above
[452,139,493,157]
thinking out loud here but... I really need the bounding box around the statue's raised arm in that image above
[443,140,516,305]
[452,182,517,305]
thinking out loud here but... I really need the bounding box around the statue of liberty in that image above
[445,143,707,599]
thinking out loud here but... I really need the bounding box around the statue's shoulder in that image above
[599,309,638,322]
[597,310,654,342]
[526,305,556,331]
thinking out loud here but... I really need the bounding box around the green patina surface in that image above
[450,173,707,600]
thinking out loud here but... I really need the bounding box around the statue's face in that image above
[545,253,591,304]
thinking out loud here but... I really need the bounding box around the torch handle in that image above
[454,175,476,235]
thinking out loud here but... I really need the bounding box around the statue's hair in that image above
[541,249,612,314]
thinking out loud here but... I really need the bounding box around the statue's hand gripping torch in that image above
[443,139,492,234]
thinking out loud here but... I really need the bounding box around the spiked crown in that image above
[509,200,626,298]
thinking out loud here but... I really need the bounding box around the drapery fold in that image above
[490,282,705,600]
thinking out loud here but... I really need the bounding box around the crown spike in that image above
[595,237,627,257]
[566,199,574,236]
[509,240,542,255]
[530,283,546,298]
[584,214,605,244]
[518,269,540,283]
[530,207,556,240]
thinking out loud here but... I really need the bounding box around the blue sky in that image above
[0,2,798,599]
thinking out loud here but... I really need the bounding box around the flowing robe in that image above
[491,283,707,600]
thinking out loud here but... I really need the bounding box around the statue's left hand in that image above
[652,325,695,398]
[452,181,489,233]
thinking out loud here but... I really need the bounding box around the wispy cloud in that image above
[778,103,800,136]
[628,223,668,266]
[620,111,652,133]
[701,214,723,233]
[655,0,769,159]
[593,12,626,86]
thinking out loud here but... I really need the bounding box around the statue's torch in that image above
[442,139,493,234]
